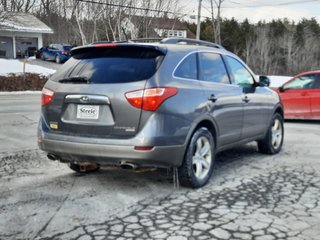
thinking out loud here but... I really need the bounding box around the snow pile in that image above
[267,75,292,88]
[0,59,56,76]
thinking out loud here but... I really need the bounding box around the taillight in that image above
[41,87,55,106]
[125,87,178,111]
[61,50,68,55]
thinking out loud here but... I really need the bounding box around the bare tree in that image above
[207,0,224,44]
[74,0,87,44]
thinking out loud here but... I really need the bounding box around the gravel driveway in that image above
[1,120,320,239]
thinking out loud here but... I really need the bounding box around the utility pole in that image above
[196,0,202,40]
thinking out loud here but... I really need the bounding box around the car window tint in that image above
[225,56,254,86]
[199,52,230,84]
[51,47,164,83]
[63,46,72,51]
[283,75,316,90]
[174,53,197,80]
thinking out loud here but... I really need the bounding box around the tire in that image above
[258,113,284,154]
[68,162,100,173]
[55,55,61,64]
[41,53,45,61]
[179,127,215,188]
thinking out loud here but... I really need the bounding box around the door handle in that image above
[208,94,218,102]
[242,95,250,103]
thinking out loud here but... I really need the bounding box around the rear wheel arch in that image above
[196,120,217,148]
[179,126,216,188]
[184,118,218,152]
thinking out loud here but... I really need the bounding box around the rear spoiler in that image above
[71,43,167,58]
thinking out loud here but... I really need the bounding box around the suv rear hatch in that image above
[42,44,166,138]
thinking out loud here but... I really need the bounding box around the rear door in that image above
[198,52,243,146]
[43,45,165,138]
[280,75,316,119]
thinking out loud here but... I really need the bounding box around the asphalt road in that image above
[27,59,62,71]
[0,93,320,240]
[0,93,40,152]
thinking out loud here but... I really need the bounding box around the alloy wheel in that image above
[271,118,283,150]
[192,136,212,180]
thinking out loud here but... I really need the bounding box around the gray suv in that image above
[38,38,284,188]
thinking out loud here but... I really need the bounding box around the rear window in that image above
[62,46,72,51]
[51,46,164,84]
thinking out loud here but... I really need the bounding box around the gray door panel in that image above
[223,55,267,140]
[201,82,243,146]
[241,87,269,139]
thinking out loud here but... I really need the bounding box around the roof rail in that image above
[129,38,162,43]
[160,38,224,49]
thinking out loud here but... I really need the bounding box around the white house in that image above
[0,12,53,58]
[122,15,196,40]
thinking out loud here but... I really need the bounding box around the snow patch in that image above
[0,21,52,32]
[267,75,292,87]
[0,59,56,76]
[0,91,41,95]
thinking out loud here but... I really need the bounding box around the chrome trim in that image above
[65,95,110,104]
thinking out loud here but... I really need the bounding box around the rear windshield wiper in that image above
[59,77,90,84]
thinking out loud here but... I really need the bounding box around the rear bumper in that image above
[38,127,185,168]
[59,54,70,61]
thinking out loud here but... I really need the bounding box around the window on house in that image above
[167,30,185,38]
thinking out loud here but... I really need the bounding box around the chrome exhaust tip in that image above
[120,161,137,170]
[47,154,59,161]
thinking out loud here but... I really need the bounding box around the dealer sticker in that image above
[77,105,99,119]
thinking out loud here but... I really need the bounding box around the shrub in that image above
[0,73,48,91]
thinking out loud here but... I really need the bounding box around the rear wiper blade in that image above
[59,77,90,84]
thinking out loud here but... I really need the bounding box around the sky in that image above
[183,0,320,23]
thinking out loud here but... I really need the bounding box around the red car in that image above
[276,70,320,119]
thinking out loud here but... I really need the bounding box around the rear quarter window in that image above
[174,53,197,80]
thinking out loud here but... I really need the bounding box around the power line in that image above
[220,0,320,8]
[77,0,320,15]
[76,0,178,15]
[76,0,319,20]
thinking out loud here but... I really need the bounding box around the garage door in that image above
[16,37,38,58]
[0,36,13,58]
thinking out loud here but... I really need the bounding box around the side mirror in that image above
[279,86,285,92]
[258,76,271,87]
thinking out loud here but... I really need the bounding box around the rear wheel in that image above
[68,162,100,173]
[55,55,61,64]
[258,113,284,154]
[41,53,45,61]
[179,127,215,188]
